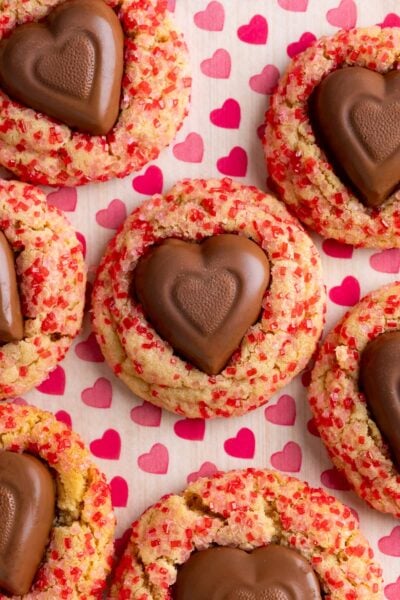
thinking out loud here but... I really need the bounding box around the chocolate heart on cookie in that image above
[312,67,400,208]
[0,0,124,135]
[173,545,322,600]
[133,235,270,375]
[0,231,23,343]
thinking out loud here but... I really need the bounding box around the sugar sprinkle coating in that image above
[92,178,326,418]
[0,180,86,399]
[265,26,400,248]
[0,0,191,186]
[309,281,400,517]
[0,402,115,599]
[110,468,382,599]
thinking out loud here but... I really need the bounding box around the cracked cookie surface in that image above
[109,468,382,599]
[309,281,400,517]
[91,178,326,418]
[0,179,85,399]
[0,0,191,186]
[265,26,400,248]
[0,402,115,599]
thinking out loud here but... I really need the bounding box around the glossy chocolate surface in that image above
[0,230,23,343]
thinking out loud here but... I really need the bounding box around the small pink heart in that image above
[173,133,204,163]
[249,64,280,95]
[167,0,175,11]
[307,418,320,437]
[217,146,248,177]
[130,401,162,427]
[224,428,255,459]
[174,418,206,441]
[270,441,302,472]
[380,13,400,28]
[378,526,400,557]
[76,231,87,258]
[110,476,129,508]
[137,443,169,474]
[47,187,77,211]
[187,462,218,484]
[385,577,400,600]
[370,249,400,274]
[329,276,360,307]
[320,468,351,491]
[287,32,316,58]
[210,99,241,129]
[36,365,65,395]
[81,377,112,409]
[12,397,28,406]
[322,238,353,259]
[194,1,225,31]
[264,394,296,426]
[132,165,164,196]
[90,429,121,460]
[55,410,72,428]
[326,0,357,30]
[75,333,105,363]
[237,15,268,45]
[278,0,308,12]
[201,49,232,79]
[96,199,127,230]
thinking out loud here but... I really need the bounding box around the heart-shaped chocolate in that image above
[0,231,23,343]
[359,331,400,470]
[0,0,124,135]
[0,451,55,595]
[311,67,400,208]
[133,235,271,375]
[173,545,322,600]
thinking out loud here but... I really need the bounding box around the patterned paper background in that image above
[12,0,400,596]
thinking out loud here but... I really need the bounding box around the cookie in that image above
[110,468,382,599]
[309,281,400,517]
[0,402,115,598]
[0,0,191,186]
[265,26,400,248]
[0,179,86,399]
[92,178,325,418]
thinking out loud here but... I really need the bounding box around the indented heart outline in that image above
[351,98,400,163]
[0,485,16,553]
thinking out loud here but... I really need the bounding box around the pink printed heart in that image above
[194,1,225,32]
[132,165,164,196]
[307,418,320,437]
[378,526,400,556]
[174,418,206,441]
[287,32,316,58]
[96,199,127,230]
[237,15,268,45]
[90,429,121,460]
[130,401,162,427]
[55,410,72,428]
[210,99,241,129]
[270,441,302,472]
[167,0,175,11]
[329,276,360,307]
[75,332,105,362]
[224,428,255,459]
[322,238,353,259]
[187,461,218,484]
[36,365,65,395]
[110,476,129,508]
[12,397,27,406]
[320,468,351,491]
[81,377,112,409]
[201,49,231,79]
[380,13,400,28]
[217,146,248,177]
[385,577,400,600]
[326,0,357,30]
[137,443,169,474]
[278,0,308,11]
[249,65,280,95]
[264,394,296,426]
[173,133,204,163]
[47,187,77,211]
[76,232,87,258]
[370,249,400,274]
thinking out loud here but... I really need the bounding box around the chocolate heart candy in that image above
[0,0,124,135]
[311,67,400,208]
[0,451,55,595]
[173,545,322,600]
[359,331,400,469]
[0,230,23,343]
[133,235,271,375]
